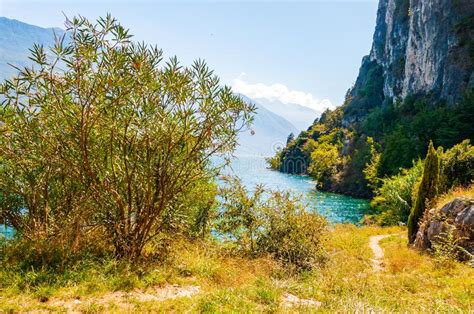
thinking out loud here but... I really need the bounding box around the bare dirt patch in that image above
[49,284,200,310]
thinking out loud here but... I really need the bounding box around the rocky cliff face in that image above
[346,0,473,120]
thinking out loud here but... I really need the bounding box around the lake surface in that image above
[224,156,369,224]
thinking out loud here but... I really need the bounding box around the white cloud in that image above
[232,73,334,112]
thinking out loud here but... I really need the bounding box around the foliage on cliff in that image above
[270,85,474,198]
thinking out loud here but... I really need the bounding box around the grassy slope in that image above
[0,225,472,313]
[433,185,474,209]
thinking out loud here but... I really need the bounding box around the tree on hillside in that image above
[407,141,440,243]
[309,142,341,188]
[363,136,382,191]
[0,15,254,261]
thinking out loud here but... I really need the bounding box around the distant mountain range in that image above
[249,98,320,131]
[236,95,298,156]
[0,17,61,80]
[0,16,314,157]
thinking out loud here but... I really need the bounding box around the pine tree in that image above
[407,141,440,243]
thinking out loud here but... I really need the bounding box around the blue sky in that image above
[1,0,379,110]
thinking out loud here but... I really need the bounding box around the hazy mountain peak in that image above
[237,94,298,156]
[252,97,320,131]
[0,16,62,80]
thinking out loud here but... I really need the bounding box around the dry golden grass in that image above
[1,226,473,312]
[289,225,473,312]
[165,239,280,290]
[433,184,474,209]
[385,242,424,273]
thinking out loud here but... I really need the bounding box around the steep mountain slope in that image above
[237,95,298,156]
[274,0,474,197]
[252,98,320,131]
[0,17,61,80]
[345,0,473,122]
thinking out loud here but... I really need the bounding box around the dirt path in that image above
[369,234,391,271]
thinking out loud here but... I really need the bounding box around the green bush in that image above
[432,227,474,266]
[370,160,423,225]
[257,191,328,270]
[216,177,327,270]
[217,176,266,254]
[368,139,473,227]
[440,139,474,192]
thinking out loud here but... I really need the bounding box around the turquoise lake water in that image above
[224,156,369,224]
[0,224,14,239]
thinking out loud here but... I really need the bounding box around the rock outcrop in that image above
[414,198,474,260]
[345,0,474,121]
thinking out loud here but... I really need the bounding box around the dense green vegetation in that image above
[272,92,474,186]
[363,93,474,176]
[270,87,474,197]
[367,160,422,226]
[269,78,473,236]
[272,114,474,227]
[370,140,473,226]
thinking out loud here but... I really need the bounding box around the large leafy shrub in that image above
[0,15,254,261]
[257,191,328,270]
